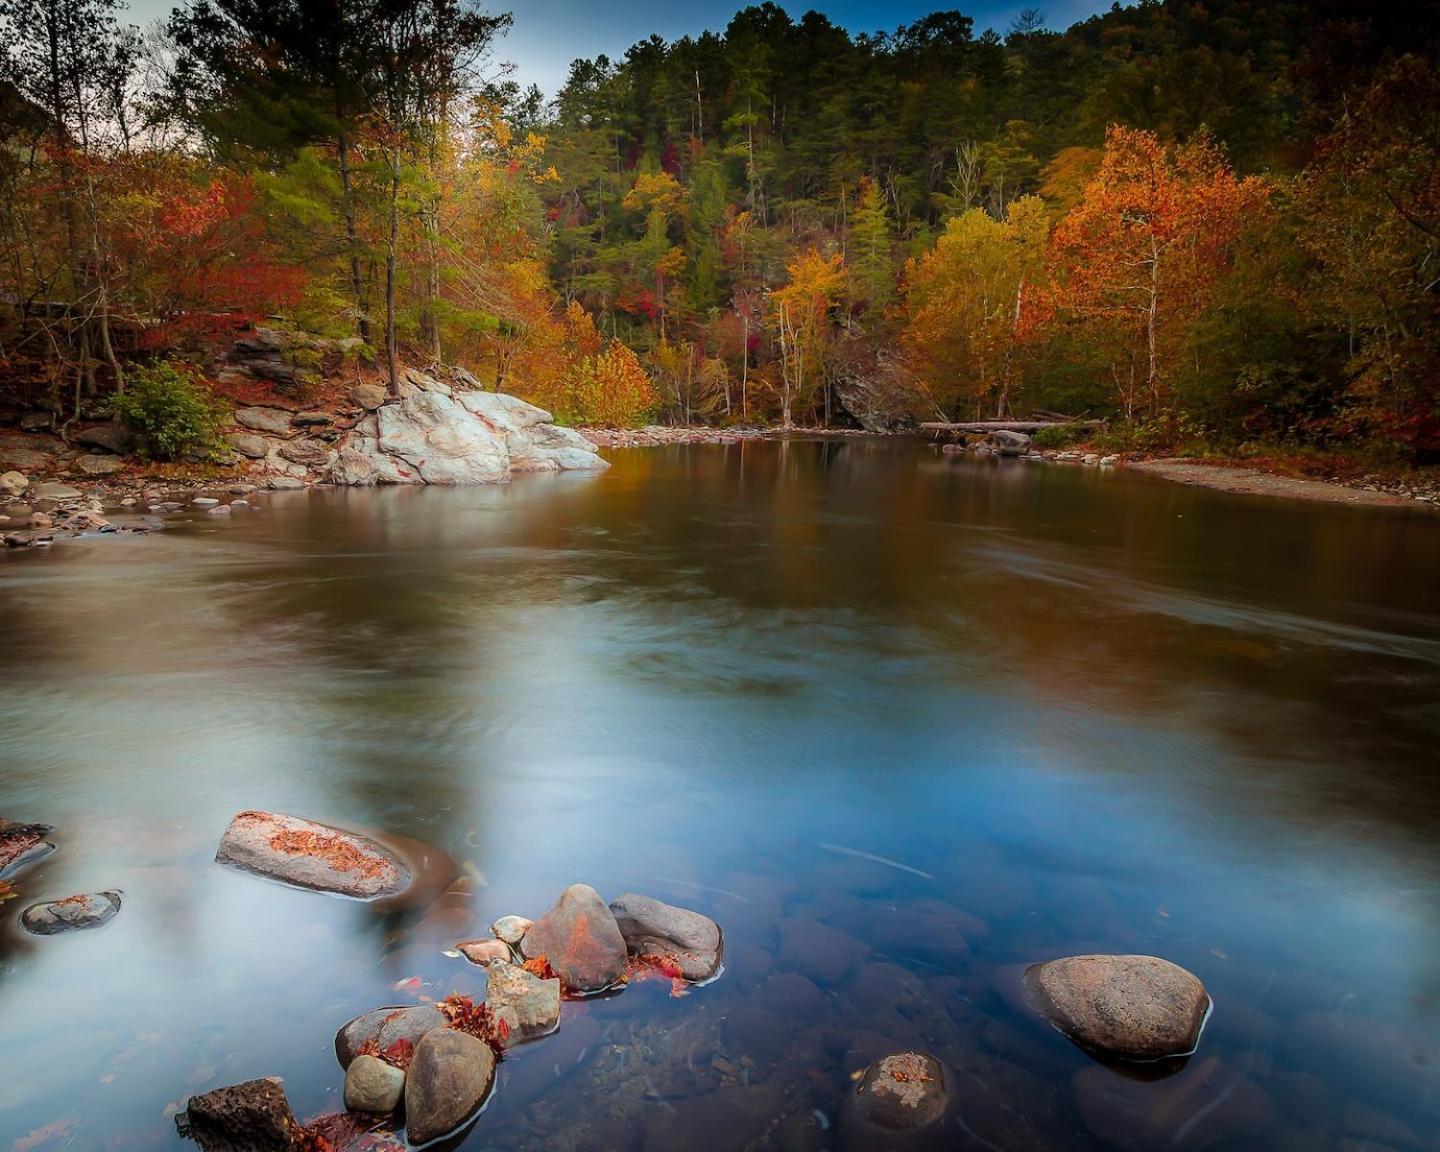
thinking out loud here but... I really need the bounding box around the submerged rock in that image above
[491,915,531,945]
[1074,1056,1277,1150]
[21,890,121,935]
[178,1077,300,1152]
[335,1004,448,1068]
[485,959,561,1048]
[404,1028,496,1145]
[343,1054,405,1115]
[215,811,411,900]
[1025,954,1209,1061]
[0,819,56,877]
[519,883,628,993]
[609,892,723,981]
[853,1051,948,1130]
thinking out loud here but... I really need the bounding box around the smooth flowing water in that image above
[3,440,1439,1152]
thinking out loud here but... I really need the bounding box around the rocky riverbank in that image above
[578,425,892,447]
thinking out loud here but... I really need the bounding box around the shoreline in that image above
[1125,458,1436,509]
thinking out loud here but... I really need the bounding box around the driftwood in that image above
[920,419,1104,434]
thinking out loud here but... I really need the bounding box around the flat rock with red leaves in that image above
[215,811,410,900]
[519,883,627,994]
[609,892,723,981]
[0,819,56,878]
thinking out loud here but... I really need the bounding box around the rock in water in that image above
[0,819,55,877]
[335,1004,448,1068]
[485,960,561,1047]
[458,938,512,966]
[987,429,1033,456]
[179,1078,300,1152]
[491,915,531,945]
[1025,954,1210,1061]
[608,892,723,981]
[519,883,628,993]
[21,891,121,935]
[854,1052,948,1130]
[343,1054,405,1115]
[215,811,410,900]
[404,1028,496,1145]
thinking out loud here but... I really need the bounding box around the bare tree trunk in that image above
[336,123,372,344]
[384,161,400,396]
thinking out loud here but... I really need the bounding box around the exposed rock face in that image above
[329,385,609,486]
[234,408,294,436]
[178,1077,299,1152]
[485,959,561,1048]
[276,439,334,468]
[404,1028,496,1145]
[1025,954,1210,1061]
[343,1054,406,1115]
[609,892,723,981]
[21,891,121,935]
[831,344,919,433]
[0,820,55,877]
[853,1051,948,1130]
[520,883,628,993]
[335,1004,447,1068]
[215,811,411,900]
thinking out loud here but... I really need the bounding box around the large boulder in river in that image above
[987,429,1033,456]
[404,1028,496,1145]
[609,892,723,981]
[1025,954,1210,1061]
[21,890,121,935]
[519,883,628,993]
[215,811,411,900]
[335,1003,447,1068]
[178,1077,300,1152]
[328,386,609,486]
[853,1051,948,1130]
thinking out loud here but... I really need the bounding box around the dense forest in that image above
[1,0,1438,461]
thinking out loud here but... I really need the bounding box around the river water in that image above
[2,440,1439,1151]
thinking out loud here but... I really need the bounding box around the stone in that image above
[1025,954,1209,1062]
[21,890,121,935]
[404,1028,496,1145]
[853,1052,947,1130]
[178,1077,299,1152]
[207,505,232,516]
[519,883,628,993]
[458,938,512,966]
[234,408,294,435]
[32,482,82,500]
[0,820,56,877]
[988,429,1033,456]
[1,447,50,470]
[485,959,561,1047]
[267,476,305,490]
[759,971,825,1018]
[1281,1012,1440,1114]
[27,512,52,528]
[228,433,270,459]
[777,916,867,985]
[215,810,411,900]
[608,892,723,981]
[76,454,123,475]
[194,497,220,506]
[74,422,133,454]
[277,439,334,468]
[19,411,53,431]
[351,383,388,410]
[291,412,333,428]
[335,1004,448,1068]
[0,470,27,496]
[491,915,532,945]
[343,1054,405,1115]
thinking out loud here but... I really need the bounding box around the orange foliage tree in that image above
[767,249,846,428]
[1049,126,1270,420]
[510,300,658,427]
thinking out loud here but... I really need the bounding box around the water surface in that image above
[3,441,1439,1151]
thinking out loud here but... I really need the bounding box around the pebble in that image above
[193,497,220,506]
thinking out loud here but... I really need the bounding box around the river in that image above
[2,439,1439,1150]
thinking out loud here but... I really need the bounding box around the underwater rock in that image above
[778,916,868,984]
[215,811,410,900]
[458,938,512,966]
[178,1077,300,1152]
[853,1051,948,1130]
[609,892,723,981]
[343,1054,405,1115]
[519,883,627,993]
[335,1004,448,1069]
[1025,954,1209,1061]
[490,914,532,945]
[0,819,55,877]
[485,959,561,1048]
[404,1028,495,1145]
[21,890,121,935]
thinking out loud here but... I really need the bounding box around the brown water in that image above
[2,439,1439,1151]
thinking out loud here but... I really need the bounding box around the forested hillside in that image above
[2,0,1438,461]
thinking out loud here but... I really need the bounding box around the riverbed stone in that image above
[609,892,723,981]
[0,470,27,496]
[267,476,304,490]
[404,1028,496,1145]
[1025,954,1209,1061]
[215,810,411,899]
[32,481,82,500]
[519,883,628,993]
[458,938,511,966]
[335,1003,448,1068]
[778,916,867,984]
[491,915,531,945]
[76,454,123,475]
[0,820,55,877]
[227,433,270,459]
[21,890,121,935]
[486,959,561,1047]
[235,407,293,435]
[179,1077,300,1152]
[853,1052,947,1130]
[343,1054,405,1114]
[277,439,334,468]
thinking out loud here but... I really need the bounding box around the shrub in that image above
[1031,424,1088,449]
[115,363,229,461]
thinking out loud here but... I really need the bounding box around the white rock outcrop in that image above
[329,376,608,485]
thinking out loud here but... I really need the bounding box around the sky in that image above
[125,0,1118,96]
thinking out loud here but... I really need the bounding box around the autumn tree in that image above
[1049,126,1270,420]
[767,248,845,428]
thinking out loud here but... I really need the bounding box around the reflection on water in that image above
[2,440,1439,1150]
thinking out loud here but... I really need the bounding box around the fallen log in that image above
[920,420,1104,434]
